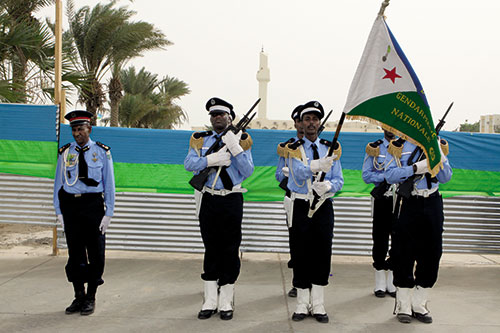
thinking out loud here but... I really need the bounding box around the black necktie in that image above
[311,143,320,181]
[311,143,320,160]
[75,146,99,187]
[217,141,234,190]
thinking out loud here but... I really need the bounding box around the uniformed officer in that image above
[285,101,343,323]
[275,104,304,298]
[53,110,115,316]
[362,130,397,298]
[384,138,452,324]
[184,97,254,321]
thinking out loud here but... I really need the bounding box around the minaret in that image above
[256,48,270,120]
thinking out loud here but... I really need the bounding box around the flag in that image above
[343,15,442,176]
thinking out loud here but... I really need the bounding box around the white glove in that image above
[222,131,243,156]
[206,151,231,167]
[99,216,112,235]
[312,180,332,196]
[310,156,334,173]
[414,159,429,175]
[282,167,289,177]
[57,214,64,229]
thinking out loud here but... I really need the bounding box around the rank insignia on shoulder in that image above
[388,138,405,159]
[440,138,449,156]
[365,139,383,157]
[239,132,253,151]
[277,138,295,157]
[58,143,71,155]
[96,141,110,151]
[190,131,212,150]
[286,139,304,159]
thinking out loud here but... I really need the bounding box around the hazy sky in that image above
[39,0,500,131]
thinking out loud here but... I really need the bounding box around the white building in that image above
[480,114,500,133]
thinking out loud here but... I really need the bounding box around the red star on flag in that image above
[382,67,402,83]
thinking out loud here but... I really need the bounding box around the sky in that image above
[38,0,500,131]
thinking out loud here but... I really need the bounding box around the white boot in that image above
[311,284,329,323]
[374,269,387,297]
[292,288,310,321]
[412,286,432,323]
[219,284,234,320]
[386,270,397,297]
[395,287,412,323]
[198,281,218,319]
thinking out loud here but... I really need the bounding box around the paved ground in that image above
[1,250,499,333]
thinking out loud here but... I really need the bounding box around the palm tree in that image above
[0,0,87,104]
[0,0,54,102]
[118,66,190,129]
[66,0,171,125]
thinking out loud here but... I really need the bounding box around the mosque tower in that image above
[256,48,270,120]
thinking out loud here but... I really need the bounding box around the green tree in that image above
[0,0,87,104]
[459,121,479,132]
[0,0,54,102]
[118,66,189,129]
[66,0,170,125]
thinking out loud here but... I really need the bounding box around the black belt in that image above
[61,188,102,198]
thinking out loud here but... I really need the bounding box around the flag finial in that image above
[378,0,390,17]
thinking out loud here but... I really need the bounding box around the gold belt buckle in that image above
[74,193,82,198]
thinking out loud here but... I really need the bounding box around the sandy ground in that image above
[0,223,54,256]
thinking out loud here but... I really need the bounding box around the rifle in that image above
[307,112,346,218]
[188,98,260,191]
[396,102,453,198]
[278,109,333,192]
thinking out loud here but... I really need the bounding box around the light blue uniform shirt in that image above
[384,140,452,189]
[362,137,390,186]
[184,132,254,189]
[286,137,343,195]
[53,138,116,216]
[275,137,299,183]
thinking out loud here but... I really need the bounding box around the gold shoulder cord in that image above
[289,146,306,188]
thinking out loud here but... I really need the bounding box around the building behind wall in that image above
[480,114,500,133]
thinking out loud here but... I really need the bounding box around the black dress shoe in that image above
[397,313,412,323]
[292,312,307,321]
[220,310,233,320]
[313,313,329,323]
[288,287,297,298]
[198,309,217,319]
[80,298,95,316]
[374,290,386,298]
[386,290,396,298]
[413,312,433,323]
[65,296,85,314]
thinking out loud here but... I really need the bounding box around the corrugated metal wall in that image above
[1,173,500,255]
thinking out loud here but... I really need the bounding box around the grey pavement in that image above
[1,251,500,333]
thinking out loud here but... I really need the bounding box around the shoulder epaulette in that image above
[286,139,304,159]
[96,141,110,151]
[277,137,296,157]
[440,138,449,156]
[319,138,332,147]
[388,138,405,159]
[332,141,342,161]
[365,139,384,157]
[190,130,213,150]
[318,139,341,160]
[58,143,71,155]
[239,132,253,151]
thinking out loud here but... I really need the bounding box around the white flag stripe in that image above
[343,17,416,114]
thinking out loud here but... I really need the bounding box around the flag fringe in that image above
[346,115,443,177]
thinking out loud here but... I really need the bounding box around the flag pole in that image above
[378,0,391,17]
[53,0,63,256]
